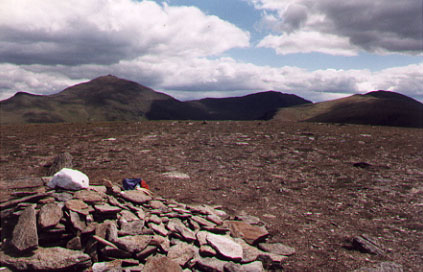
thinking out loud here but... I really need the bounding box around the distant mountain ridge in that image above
[0,75,310,123]
[273,90,423,128]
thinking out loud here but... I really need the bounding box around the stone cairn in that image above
[0,181,295,271]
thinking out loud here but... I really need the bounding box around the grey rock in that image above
[94,204,121,214]
[227,221,269,245]
[352,234,385,255]
[136,245,157,260]
[96,220,118,242]
[206,233,243,261]
[11,205,38,252]
[167,242,196,266]
[149,222,169,236]
[143,255,182,272]
[0,246,91,271]
[52,192,74,202]
[119,220,144,236]
[194,256,227,272]
[92,260,122,272]
[65,199,91,215]
[115,235,152,253]
[150,200,167,210]
[47,152,73,176]
[74,189,106,204]
[234,238,261,263]
[120,190,152,204]
[100,246,132,259]
[242,261,265,272]
[69,210,87,232]
[258,242,295,256]
[199,245,217,257]
[224,262,244,272]
[196,231,209,246]
[66,236,82,250]
[150,235,171,253]
[38,202,63,228]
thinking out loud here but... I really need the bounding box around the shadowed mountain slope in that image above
[274,91,423,128]
[186,91,311,120]
[0,75,309,123]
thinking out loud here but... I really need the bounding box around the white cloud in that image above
[250,0,422,55]
[2,57,422,103]
[0,0,250,65]
[258,31,358,56]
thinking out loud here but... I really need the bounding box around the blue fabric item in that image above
[122,178,141,190]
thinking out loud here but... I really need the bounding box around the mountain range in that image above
[1,75,422,128]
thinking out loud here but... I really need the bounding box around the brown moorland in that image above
[1,120,422,271]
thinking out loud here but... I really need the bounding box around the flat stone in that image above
[69,210,87,232]
[92,260,122,272]
[167,218,196,242]
[352,235,385,255]
[242,261,265,272]
[75,190,106,204]
[66,199,91,215]
[257,252,287,269]
[0,246,91,271]
[52,192,74,202]
[135,245,157,260]
[234,238,261,263]
[147,214,162,224]
[100,246,132,259]
[167,242,196,266]
[115,235,152,254]
[258,242,295,256]
[150,200,167,210]
[191,215,215,227]
[194,256,227,272]
[150,235,170,253]
[96,220,118,242]
[207,214,223,225]
[38,202,63,228]
[228,221,269,245]
[119,210,139,223]
[196,231,209,246]
[94,204,121,214]
[143,256,182,272]
[11,205,38,252]
[199,245,216,257]
[120,190,152,204]
[236,215,261,225]
[206,233,243,261]
[149,222,169,236]
[224,262,244,272]
[119,220,144,236]
[67,236,82,250]
[89,185,108,194]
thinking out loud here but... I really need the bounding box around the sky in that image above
[0,0,422,102]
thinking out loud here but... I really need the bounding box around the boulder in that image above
[167,242,196,266]
[115,235,152,254]
[47,168,89,190]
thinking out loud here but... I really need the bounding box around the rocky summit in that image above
[0,181,294,271]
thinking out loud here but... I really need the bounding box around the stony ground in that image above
[1,121,422,271]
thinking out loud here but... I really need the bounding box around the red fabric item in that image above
[141,179,149,190]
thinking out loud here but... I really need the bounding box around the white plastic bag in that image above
[47,168,89,190]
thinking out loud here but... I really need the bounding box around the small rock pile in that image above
[0,182,295,271]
